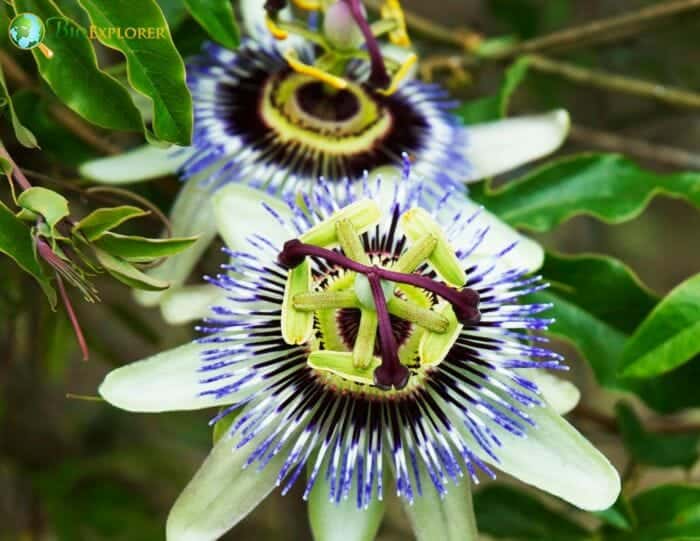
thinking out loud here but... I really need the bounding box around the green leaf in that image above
[12,90,99,165]
[94,248,170,291]
[619,274,700,379]
[473,484,590,540]
[457,57,530,124]
[0,200,55,304]
[535,252,700,413]
[184,0,239,48]
[616,403,700,469]
[537,252,658,385]
[13,0,143,132]
[475,154,700,233]
[542,252,658,335]
[602,485,700,541]
[17,187,69,231]
[77,0,193,145]
[93,232,199,262]
[73,205,149,241]
[0,64,39,147]
[157,0,188,29]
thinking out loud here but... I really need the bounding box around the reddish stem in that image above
[56,273,89,361]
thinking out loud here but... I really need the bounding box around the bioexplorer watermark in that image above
[8,12,167,59]
[54,19,167,40]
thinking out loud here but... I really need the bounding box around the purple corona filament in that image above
[278,238,481,389]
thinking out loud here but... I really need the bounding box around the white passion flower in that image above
[99,168,620,541]
[79,0,570,324]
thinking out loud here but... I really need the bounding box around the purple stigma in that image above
[278,239,481,390]
[367,269,409,389]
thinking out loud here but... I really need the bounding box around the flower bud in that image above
[323,1,365,51]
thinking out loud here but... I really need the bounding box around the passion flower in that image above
[99,168,619,541]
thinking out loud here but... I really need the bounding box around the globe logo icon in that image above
[8,13,45,50]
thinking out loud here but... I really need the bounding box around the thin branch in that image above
[487,0,700,59]
[56,274,89,361]
[47,105,121,156]
[570,124,700,170]
[363,0,483,51]
[527,54,700,109]
[0,49,120,155]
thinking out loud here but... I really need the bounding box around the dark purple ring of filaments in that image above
[278,238,481,390]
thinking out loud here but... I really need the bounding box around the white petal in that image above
[134,178,219,307]
[464,403,620,511]
[308,472,385,541]
[99,342,238,412]
[160,285,226,325]
[442,197,544,273]
[463,110,570,182]
[167,428,284,541]
[529,371,581,415]
[213,183,293,250]
[402,474,477,541]
[79,145,193,184]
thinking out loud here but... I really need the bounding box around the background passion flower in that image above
[77,0,569,321]
[99,172,620,541]
[182,39,467,196]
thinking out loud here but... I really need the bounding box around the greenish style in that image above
[14,0,143,132]
[77,0,193,145]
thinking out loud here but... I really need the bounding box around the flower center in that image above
[296,82,360,123]
[263,72,391,143]
[277,200,481,391]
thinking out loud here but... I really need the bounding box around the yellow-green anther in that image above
[293,290,359,311]
[387,297,449,334]
[336,219,370,264]
[400,208,467,286]
[300,200,381,247]
[282,259,315,345]
[419,303,463,367]
[308,350,380,385]
[353,309,378,369]
[392,234,438,274]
